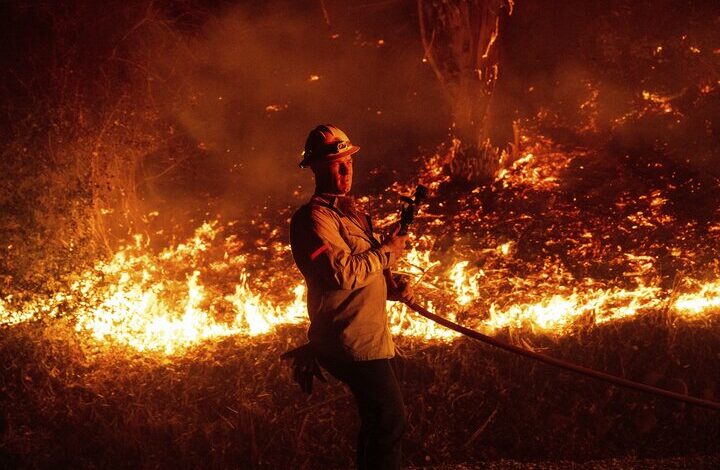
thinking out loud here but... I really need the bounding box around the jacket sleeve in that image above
[305,208,395,290]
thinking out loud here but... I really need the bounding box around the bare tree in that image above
[418,0,515,182]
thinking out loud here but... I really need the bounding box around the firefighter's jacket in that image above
[290,193,397,361]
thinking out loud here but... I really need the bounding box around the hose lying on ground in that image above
[405,301,720,411]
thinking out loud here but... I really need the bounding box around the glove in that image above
[280,343,327,394]
[386,272,416,304]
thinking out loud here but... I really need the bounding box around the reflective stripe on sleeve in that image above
[310,243,330,261]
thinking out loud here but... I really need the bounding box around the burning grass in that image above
[2,0,719,465]
[1,129,720,466]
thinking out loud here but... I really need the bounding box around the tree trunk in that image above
[418,0,515,182]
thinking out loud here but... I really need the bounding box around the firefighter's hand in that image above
[387,273,415,304]
[382,226,410,262]
[395,279,415,304]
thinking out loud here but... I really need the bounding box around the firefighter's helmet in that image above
[299,124,360,168]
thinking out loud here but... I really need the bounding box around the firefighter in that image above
[289,124,413,469]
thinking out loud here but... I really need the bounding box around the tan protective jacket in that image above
[290,193,397,361]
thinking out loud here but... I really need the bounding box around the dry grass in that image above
[2,1,720,468]
[1,312,718,468]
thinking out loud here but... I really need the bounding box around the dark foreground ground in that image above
[415,456,720,469]
[2,319,719,469]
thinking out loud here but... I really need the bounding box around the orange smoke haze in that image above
[138,0,448,217]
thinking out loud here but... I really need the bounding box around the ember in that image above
[2,0,719,467]
[2,134,720,353]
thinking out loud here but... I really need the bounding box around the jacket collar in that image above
[311,192,352,209]
[311,193,376,243]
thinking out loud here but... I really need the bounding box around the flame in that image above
[674,281,720,316]
[449,261,483,306]
[2,132,720,354]
[225,277,306,336]
[642,90,675,113]
[495,144,578,190]
[1,223,307,354]
[3,216,720,353]
[483,283,664,333]
[0,297,35,326]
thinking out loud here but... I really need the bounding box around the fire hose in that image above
[284,185,720,410]
[394,184,720,411]
[404,300,720,411]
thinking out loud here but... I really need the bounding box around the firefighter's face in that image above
[312,156,353,195]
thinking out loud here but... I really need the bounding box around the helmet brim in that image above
[299,144,360,168]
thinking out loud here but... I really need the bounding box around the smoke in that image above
[4,0,716,256]
[137,0,447,218]
[499,0,720,174]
